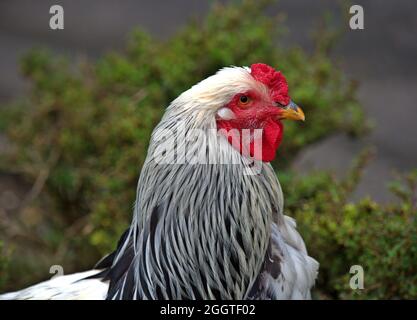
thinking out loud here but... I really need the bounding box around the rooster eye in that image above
[239,95,249,105]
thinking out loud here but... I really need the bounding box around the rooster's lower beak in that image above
[279,100,305,121]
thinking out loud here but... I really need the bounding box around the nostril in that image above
[276,100,298,110]
[274,101,286,108]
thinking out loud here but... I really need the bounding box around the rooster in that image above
[0,63,318,300]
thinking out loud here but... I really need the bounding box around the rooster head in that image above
[168,63,305,164]
[215,63,304,162]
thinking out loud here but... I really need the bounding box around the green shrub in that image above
[281,154,417,299]
[0,241,10,291]
[3,0,401,296]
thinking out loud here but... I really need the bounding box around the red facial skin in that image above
[216,63,291,162]
[216,91,284,162]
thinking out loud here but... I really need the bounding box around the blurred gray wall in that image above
[0,0,416,202]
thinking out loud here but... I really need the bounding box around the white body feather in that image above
[269,217,319,299]
[0,270,108,300]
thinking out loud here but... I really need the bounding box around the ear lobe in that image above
[216,108,236,120]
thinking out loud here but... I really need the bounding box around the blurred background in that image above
[0,0,416,299]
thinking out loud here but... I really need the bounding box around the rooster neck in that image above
[131,162,280,298]
[106,111,285,300]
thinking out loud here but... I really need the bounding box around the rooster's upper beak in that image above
[278,100,305,121]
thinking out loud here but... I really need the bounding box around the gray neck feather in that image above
[111,99,285,299]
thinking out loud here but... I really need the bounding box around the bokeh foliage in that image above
[281,156,417,299]
[0,0,415,299]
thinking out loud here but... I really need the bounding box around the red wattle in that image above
[251,119,283,162]
[217,118,283,162]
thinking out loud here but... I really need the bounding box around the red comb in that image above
[250,63,290,105]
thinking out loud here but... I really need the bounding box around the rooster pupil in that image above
[240,95,249,103]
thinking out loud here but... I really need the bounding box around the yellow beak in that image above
[279,101,305,121]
